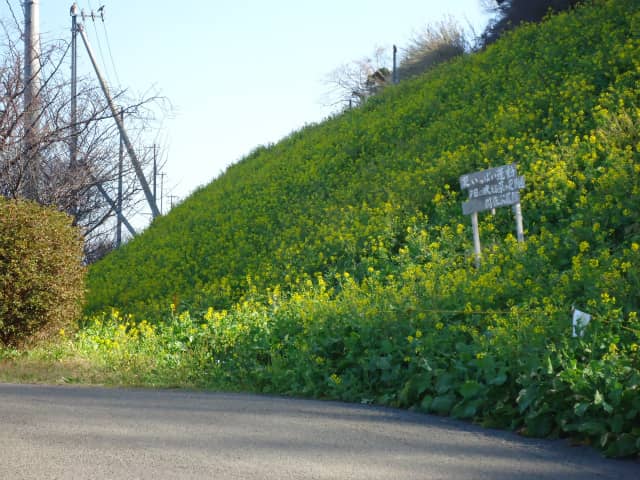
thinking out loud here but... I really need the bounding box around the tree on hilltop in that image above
[397,16,469,81]
[323,46,392,109]
[480,0,582,46]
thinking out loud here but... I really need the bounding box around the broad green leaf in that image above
[605,433,638,458]
[430,394,456,415]
[459,380,483,399]
[489,370,508,386]
[573,402,589,417]
[594,390,604,406]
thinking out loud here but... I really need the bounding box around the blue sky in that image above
[7,1,490,221]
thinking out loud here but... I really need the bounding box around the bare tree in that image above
[0,13,168,260]
[323,17,472,111]
[323,46,392,110]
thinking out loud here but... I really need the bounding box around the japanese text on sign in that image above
[459,163,525,215]
[459,163,518,191]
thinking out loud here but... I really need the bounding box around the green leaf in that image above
[546,356,554,375]
[488,370,508,386]
[575,420,607,436]
[415,373,433,395]
[375,355,391,370]
[459,380,483,399]
[419,395,433,412]
[430,394,456,415]
[452,398,482,419]
[594,390,614,413]
[609,414,625,434]
[525,413,553,437]
[435,373,455,395]
[594,390,604,406]
[605,433,639,458]
[517,387,538,414]
[573,402,589,417]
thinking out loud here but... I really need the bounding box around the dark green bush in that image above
[0,198,85,346]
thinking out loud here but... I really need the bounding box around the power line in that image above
[83,1,111,87]
[100,13,122,87]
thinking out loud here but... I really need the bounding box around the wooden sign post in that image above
[459,163,525,267]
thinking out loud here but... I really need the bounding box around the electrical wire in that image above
[85,0,111,87]
[101,16,122,87]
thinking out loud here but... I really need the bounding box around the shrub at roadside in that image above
[0,198,85,346]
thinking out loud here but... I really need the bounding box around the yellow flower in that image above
[601,292,615,304]
[415,329,423,338]
[608,343,618,354]
[630,344,638,353]
[632,243,639,252]
[407,335,414,344]
[435,322,444,330]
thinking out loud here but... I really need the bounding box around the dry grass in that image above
[0,357,99,385]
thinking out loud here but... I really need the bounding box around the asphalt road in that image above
[0,383,637,479]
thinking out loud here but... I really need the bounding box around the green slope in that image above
[87,0,640,319]
[81,0,640,456]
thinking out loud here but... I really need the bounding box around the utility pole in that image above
[116,109,124,247]
[159,172,166,215]
[22,0,41,200]
[153,144,157,205]
[392,45,399,84]
[70,3,79,168]
[76,22,161,218]
[71,6,136,239]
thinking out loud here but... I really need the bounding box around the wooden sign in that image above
[460,163,525,215]
[460,163,526,266]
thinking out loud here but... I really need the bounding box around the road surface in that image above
[0,383,637,479]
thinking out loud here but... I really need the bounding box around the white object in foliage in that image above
[572,308,591,337]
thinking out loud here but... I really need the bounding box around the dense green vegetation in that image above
[78,0,640,457]
[0,199,85,346]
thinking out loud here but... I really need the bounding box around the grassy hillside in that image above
[80,0,640,456]
[88,0,639,318]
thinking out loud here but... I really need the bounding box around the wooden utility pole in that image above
[77,23,161,218]
[116,109,124,247]
[159,172,166,215]
[69,6,136,240]
[153,144,157,205]
[392,45,398,84]
[22,0,41,200]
